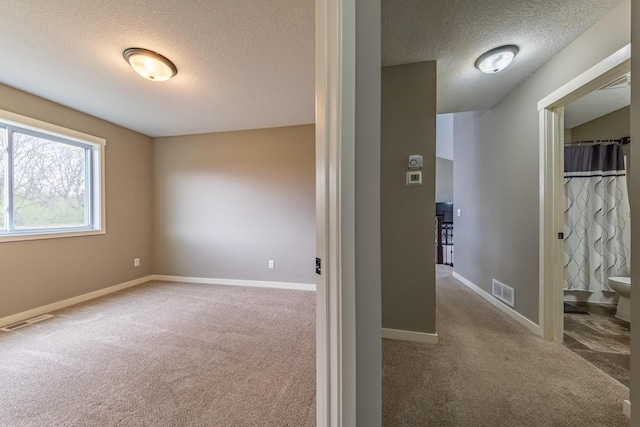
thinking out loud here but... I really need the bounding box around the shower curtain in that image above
[564,142,631,292]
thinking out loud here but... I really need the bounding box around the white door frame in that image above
[316,0,357,425]
[537,44,631,341]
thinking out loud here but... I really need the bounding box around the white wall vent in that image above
[1,314,54,332]
[492,279,515,307]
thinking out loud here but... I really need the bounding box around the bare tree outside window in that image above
[0,113,103,240]
[12,132,86,229]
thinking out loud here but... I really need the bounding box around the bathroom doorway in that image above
[538,45,631,387]
[561,71,631,386]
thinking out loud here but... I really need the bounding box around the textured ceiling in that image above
[0,0,315,137]
[382,0,622,114]
[565,83,631,129]
[0,0,624,137]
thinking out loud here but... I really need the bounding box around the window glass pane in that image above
[13,131,86,229]
[0,127,4,228]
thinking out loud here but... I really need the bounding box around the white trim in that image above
[0,108,106,146]
[537,44,631,342]
[623,400,631,419]
[382,328,439,344]
[452,272,542,336]
[537,44,631,111]
[152,275,316,291]
[0,229,106,243]
[316,0,356,425]
[0,275,152,329]
[538,107,565,341]
[0,109,107,242]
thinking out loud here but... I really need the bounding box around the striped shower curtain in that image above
[564,142,631,292]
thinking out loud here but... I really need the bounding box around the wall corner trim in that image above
[452,271,542,337]
[151,275,316,291]
[623,399,631,419]
[382,328,439,344]
[0,275,153,329]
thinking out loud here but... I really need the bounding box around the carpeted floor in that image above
[0,281,316,427]
[382,265,630,426]
[2,270,631,426]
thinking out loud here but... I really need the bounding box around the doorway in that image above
[538,44,631,342]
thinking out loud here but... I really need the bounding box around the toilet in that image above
[608,277,631,322]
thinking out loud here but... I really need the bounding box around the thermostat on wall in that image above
[406,171,422,185]
[408,155,423,168]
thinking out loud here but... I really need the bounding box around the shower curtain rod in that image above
[565,136,630,146]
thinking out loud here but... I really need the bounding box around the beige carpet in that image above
[383,265,631,426]
[0,281,315,426]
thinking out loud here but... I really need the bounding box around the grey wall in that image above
[0,83,153,320]
[153,125,315,285]
[436,157,454,202]
[630,0,639,422]
[355,0,382,423]
[381,61,437,334]
[453,110,481,283]
[453,0,630,324]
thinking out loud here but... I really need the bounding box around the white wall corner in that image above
[382,328,439,344]
[452,271,542,337]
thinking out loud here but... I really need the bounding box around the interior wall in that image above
[0,83,153,320]
[354,0,382,423]
[153,125,315,285]
[436,157,454,202]
[452,0,631,324]
[570,106,631,163]
[453,110,481,284]
[570,105,630,142]
[436,113,454,161]
[381,61,437,334]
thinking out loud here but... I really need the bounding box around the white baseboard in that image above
[0,275,153,329]
[382,328,439,344]
[152,275,316,291]
[452,271,542,337]
[623,399,630,419]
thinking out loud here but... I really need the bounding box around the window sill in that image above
[0,229,106,243]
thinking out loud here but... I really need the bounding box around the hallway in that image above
[382,265,629,426]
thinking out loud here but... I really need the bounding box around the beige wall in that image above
[570,106,631,161]
[354,0,382,421]
[381,61,437,334]
[0,83,154,320]
[570,105,630,141]
[153,125,315,284]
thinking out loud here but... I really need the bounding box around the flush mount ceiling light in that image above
[475,45,519,74]
[123,48,177,82]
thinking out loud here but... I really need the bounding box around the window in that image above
[0,109,105,242]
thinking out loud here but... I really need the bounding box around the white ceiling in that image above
[0,0,623,137]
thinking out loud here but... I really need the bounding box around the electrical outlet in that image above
[268,260,275,269]
[134,258,140,267]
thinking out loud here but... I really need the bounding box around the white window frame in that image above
[0,109,106,242]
